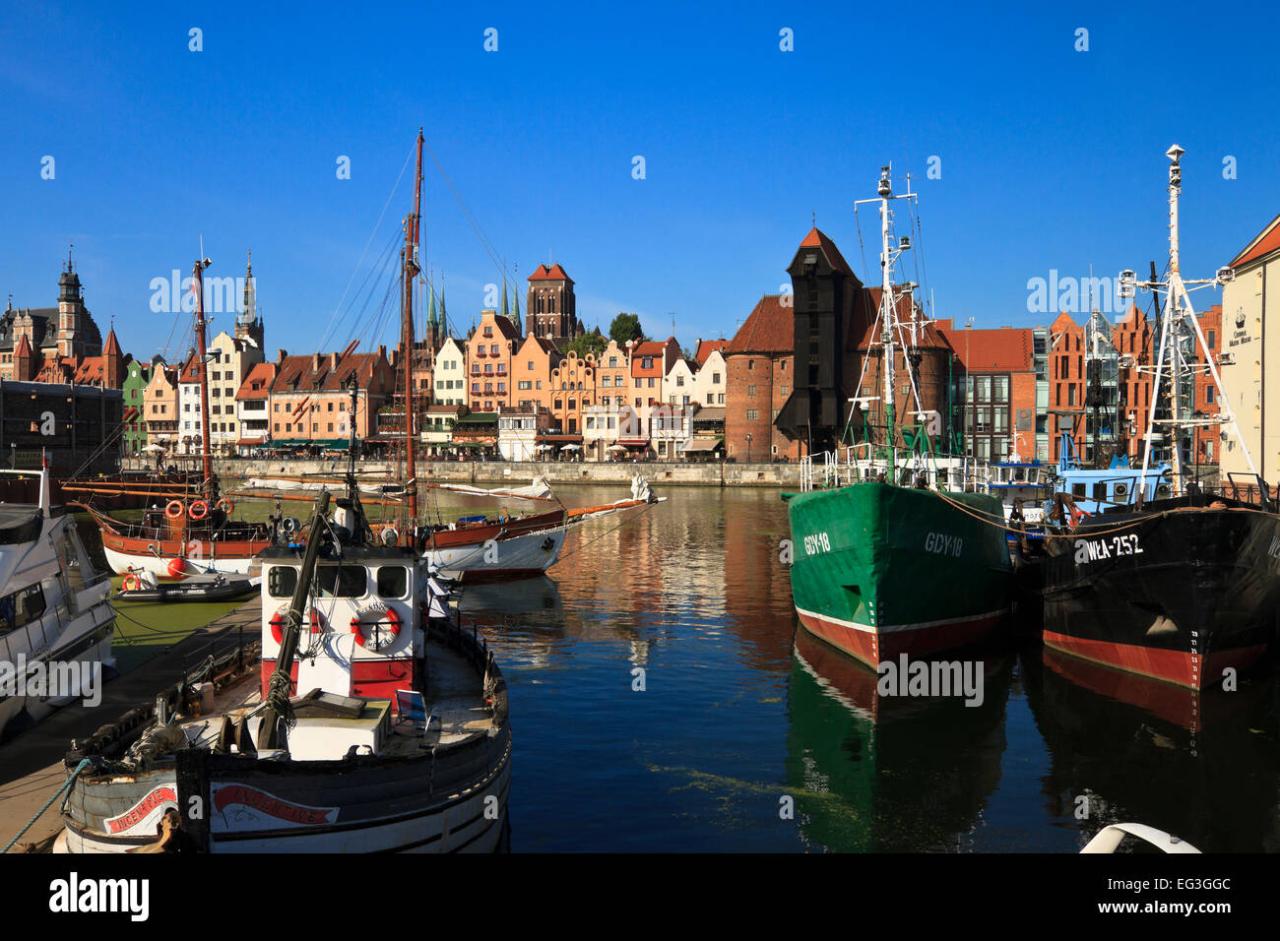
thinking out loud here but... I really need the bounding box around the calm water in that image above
[447,484,1280,853]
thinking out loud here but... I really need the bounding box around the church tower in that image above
[235,251,266,349]
[57,249,86,358]
[525,263,578,343]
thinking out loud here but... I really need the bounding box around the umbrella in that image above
[607,444,627,452]
[142,444,167,453]
[560,444,581,451]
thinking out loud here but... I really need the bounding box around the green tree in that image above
[609,312,646,345]
[566,332,608,358]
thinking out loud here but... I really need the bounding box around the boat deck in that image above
[185,629,496,754]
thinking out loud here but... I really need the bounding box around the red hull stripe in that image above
[261,658,417,710]
[1042,630,1266,690]
[796,608,1003,668]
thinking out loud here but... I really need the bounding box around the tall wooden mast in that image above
[193,257,216,500]
[402,129,424,532]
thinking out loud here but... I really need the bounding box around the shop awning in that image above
[617,438,650,447]
[684,438,724,453]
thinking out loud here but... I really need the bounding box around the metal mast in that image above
[402,129,424,534]
[1131,144,1257,492]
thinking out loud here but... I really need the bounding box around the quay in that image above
[190,458,803,489]
[0,598,261,853]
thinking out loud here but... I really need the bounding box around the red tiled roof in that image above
[178,353,202,384]
[798,227,854,277]
[73,356,107,384]
[694,338,727,365]
[103,328,122,357]
[726,295,793,355]
[528,263,573,283]
[14,333,32,358]
[271,350,389,394]
[1229,213,1280,270]
[937,326,1033,372]
[237,361,277,400]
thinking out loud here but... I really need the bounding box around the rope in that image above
[1,758,93,853]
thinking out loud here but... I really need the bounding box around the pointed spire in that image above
[427,279,438,329]
[439,282,447,334]
[501,279,509,318]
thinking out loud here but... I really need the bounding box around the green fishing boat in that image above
[785,167,1012,669]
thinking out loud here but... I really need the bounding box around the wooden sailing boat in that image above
[77,258,275,577]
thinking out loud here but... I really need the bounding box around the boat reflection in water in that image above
[1023,646,1280,852]
[786,629,1012,852]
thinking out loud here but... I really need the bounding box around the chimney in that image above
[277,348,287,362]
[312,352,321,371]
[378,344,387,362]
[330,352,339,370]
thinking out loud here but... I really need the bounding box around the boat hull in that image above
[0,612,115,741]
[787,482,1012,669]
[424,511,566,582]
[1040,503,1280,689]
[60,727,511,853]
[102,539,263,577]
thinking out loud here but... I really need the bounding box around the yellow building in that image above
[1220,214,1280,482]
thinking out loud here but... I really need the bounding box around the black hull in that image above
[1040,500,1280,688]
[117,580,257,604]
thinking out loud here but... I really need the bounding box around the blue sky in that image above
[3,1,1278,361]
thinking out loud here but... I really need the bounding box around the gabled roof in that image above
[726,295,792,355]
[237,361,277,400]
[1229,213,1280,270]
[694,338,727,365]
[797,227,854,277]
[475,311,520,342]
[850,288,952,351]
[528,263,573,283]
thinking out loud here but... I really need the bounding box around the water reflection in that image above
[1022,647,1280,852]
[786,629,1012,852]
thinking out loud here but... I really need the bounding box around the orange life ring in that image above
[164,500,184,520]
[121,573,142,592]
[269,607,326,644]
[350,606,401,649]
[217,498,235,515]
[188,500,209,521]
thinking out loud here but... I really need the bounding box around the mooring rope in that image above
[1,758,93,854]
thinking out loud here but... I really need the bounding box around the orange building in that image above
[269,348,395,444]
[466,309,520,411]
[596,339,632,408]
[1111,305,1155,460]
[511,334,559,411]
[629,337,680,411]
[1193,304,1223,466]
[550,350,597,434]
[1047,312,1086,461]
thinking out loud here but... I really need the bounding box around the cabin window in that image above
[0,584,46,635]
[377,566,409,599]
[1072,483,1086,498]
[1093,482,1108,501]
[267,566,298,598]
[316,565,366,597]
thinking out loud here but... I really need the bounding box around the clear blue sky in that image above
[3,1,1278,361]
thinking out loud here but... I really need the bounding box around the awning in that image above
[617,438,650,447]
[684,438,724,453]
[560,444,581,451]
[607,444,628,452]
[237,437,267,446]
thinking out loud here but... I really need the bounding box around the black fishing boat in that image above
[1037,144,1280,689]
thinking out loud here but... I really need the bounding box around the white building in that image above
[433,337,467,406]
[692,348,727,408]
[664,357,697,408]
[650,403,696,461]
[497,406,552,462]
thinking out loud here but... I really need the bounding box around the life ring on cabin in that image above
[217,498,235,515]
[350,606,401,650]
[164,500,185,520]
[269,607,326,644]
[121,572,143,592]
[188,500,210,521]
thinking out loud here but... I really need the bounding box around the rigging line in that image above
[340,231,403,351]
[317,141,416,353]
[330,228,402,354]
[420,138,517,295]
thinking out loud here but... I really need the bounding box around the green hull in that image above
[787,482,1012,666]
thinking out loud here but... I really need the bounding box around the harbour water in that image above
[447,484,1280,853]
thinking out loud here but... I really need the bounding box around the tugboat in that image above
[786,167,1012,668]
[1038,145,1280,689]
[0,464,115,740]
[57,461,511,852]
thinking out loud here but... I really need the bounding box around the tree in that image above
[566,332,608,358]
[609,312,646,345]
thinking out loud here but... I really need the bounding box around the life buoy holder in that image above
[164,500,185,520]
[217,498,235,515]
[269,607,326,644]
[350,606,401,649]
[188,500,210,521]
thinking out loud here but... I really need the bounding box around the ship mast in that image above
[1132,144,1258,492]
[854,166,922,470]
[402,129,424,536]
[193,257,216,500]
